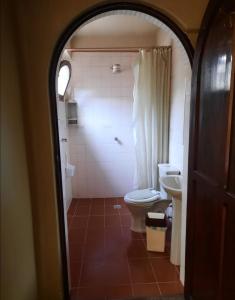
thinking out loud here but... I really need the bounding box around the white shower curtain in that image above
[133,47,171,190]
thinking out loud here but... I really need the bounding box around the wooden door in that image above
[185,1,235,300]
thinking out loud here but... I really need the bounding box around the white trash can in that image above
[146,212,167,252]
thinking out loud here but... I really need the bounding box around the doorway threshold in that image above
[118,296,184,300]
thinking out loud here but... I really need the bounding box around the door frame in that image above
[48,2,194,298]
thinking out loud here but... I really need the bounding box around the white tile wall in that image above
[57,100,73,210]
[156,28,192,285]
[69,52,137,198]
[169,42,191,172]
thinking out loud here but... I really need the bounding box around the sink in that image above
[159,175,182,200]
[159,175,183,266]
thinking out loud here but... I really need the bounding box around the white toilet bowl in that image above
[124,189,171,232]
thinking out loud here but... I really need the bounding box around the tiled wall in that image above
[169,43,191,171]
[57,100,73,210]
[156,29,192,285]
[156,30,191,172]
[69,52,138,198]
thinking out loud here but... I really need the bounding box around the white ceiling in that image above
[75,15,159,37]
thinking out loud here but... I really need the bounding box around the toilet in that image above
[124,164,180,232]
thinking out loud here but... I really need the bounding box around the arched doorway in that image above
[49,2,194,299]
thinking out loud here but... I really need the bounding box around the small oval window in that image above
[57,60,71,100]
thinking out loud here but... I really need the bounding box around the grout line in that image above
[157,281,163,296]
[157,280,182,283]
[126,256,134,297]
[149,257,162,296]
[77,201,90,288]
[77,280,180,289]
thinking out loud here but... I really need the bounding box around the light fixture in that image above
[111,64,121,73]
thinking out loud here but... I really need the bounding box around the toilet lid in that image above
[124,189,161,203]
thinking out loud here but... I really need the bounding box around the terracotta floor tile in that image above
[129,259,155,283]
[122,227,145,241]
[87,227,105,241]
[68,198,175,300]
[105,226,123,239]
[80,259,131,287]
[105,229,123,244]
[78,286,106,297]
[70,287,106,300]
[83,238,105,261]
[151,257,179,282]
[71,285,132,300]
[132,283,160,297]
[119,204,130,215]
[67,199,78,216]
[105,215,121,227]
[70,262,82,288]
[75,205,90,216]
[80,260,107,286]
[103,259,131,286]
[126,240,148,258]
[67,216,73,229]
[88,216,105,228]
[77,198,92,206]
[105,238,127,260]
[120,215,131,227]
[90,205,105,216]
[69,243,84,262]
[70,216,88,229]
[106,285,132,299]
[91,198,105,206]
[105,205,119,215]
[105,198,120,205]
[68,228,87,244]
[159,281,184,295]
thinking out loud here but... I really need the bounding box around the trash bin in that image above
[146,212,167,252]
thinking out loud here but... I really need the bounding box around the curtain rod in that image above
[65,46,171,53]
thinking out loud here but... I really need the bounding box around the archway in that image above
[49,2,194,298]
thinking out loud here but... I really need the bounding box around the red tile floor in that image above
[67,197,183,300]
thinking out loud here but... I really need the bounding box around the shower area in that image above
[69,50,138,198]
[69,46,171,198]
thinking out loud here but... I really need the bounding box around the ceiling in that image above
[74,15,159,37]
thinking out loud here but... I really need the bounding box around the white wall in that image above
[69,52,137,198]
[156,28,192,284]
[71,34,157,48]
[156,29,191,172]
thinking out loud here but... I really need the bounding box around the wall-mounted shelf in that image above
[66,102,78,125]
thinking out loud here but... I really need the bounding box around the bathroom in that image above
[57,11,191,300]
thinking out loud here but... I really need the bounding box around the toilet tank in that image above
[158,164,180,199]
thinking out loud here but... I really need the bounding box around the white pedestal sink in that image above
[159,175,183,266]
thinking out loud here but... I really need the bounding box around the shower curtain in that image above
[133,47,171,190]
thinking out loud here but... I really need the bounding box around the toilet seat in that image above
[124,188,161,205]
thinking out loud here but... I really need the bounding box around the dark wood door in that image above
[185,1,235,300]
